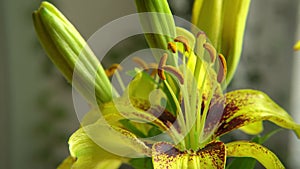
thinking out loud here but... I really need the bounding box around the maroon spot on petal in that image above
[154,142,182,158]
[215,115,249,137]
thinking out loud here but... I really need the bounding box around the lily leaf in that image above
[226,141,285,169]
[130,157,154,169]
[215,89,300,138]
[152,141,226,169]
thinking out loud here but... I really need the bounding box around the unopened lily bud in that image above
[192,0,251,86]
[134,0,177,66]
[33,1,112,104]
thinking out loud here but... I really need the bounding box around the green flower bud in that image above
[134,0,177,66]
[192,0,251,86]
[32,1,112,104]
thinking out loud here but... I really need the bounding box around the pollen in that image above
[105,63,122,77]
[168,42,177,53]
[158,53,168,80]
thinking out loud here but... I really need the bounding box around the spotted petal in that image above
[226,141,284,169]
[66,118,154,168]
[214,89,300,138]
[152,141,226,169]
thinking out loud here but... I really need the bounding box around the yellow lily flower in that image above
[32,1,300,169]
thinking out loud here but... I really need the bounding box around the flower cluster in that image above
[33,1,300,169]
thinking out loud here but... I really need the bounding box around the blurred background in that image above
[1,0,300,168]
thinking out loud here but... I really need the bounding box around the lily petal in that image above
[69,119,154,168]
[152,141,226,169]
[57,156,121,169]
[68,127,124,169]
[226,141,284,169]
[215,89,300,138]
[239,121,263,135]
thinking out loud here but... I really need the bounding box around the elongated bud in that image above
[192,0,251,86]
[32,2,112,104]
[134,0,177,66]
[219,0,250,86]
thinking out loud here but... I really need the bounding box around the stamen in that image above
[105,64,122,77]
[148,63,158,69]
[217,54,227,83]
[168,42,177,53]
[158,53,168,80]
[196,31,206,38]
[203,43,216,63]
[148,63,158,77]
[162,65,184,85]
[132,57,149,70]
[174,36,191,53]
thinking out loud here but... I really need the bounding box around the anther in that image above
[148,63,158,77]
[105,64,122,77]
[217,54,227,83]
[195,31,206,57]
[132,57,149,70]
[158,53,168,80]
[174,36,191,53]
[168,42,177,53]
[203,43,216,63]
[196,31,206,38]
[162,65,184,85]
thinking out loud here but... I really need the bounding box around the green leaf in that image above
[119,119,147,138]
[130,158,154,169]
